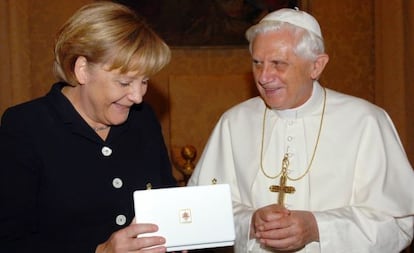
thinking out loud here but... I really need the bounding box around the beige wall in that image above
[311,0,374,102]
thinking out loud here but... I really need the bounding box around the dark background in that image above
[114,0,300,46]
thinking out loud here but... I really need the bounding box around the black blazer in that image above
[0,82,177,252]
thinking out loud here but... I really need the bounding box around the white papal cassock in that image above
[188,81,414,253]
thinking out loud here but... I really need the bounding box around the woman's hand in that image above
[96,223,166,253]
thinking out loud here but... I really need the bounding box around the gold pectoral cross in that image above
[269,154,295,206]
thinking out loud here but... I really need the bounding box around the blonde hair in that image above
[54,1,171,85]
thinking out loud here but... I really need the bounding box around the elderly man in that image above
[188,8,414,253]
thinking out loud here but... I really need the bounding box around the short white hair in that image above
[245,14,325,61]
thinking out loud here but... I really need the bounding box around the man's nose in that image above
[258,65,275,85]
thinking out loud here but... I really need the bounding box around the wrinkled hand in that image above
[251,204,319,251]
[96,222,166,253]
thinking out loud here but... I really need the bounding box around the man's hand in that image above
[251,204,319,251]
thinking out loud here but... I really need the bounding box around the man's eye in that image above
[142,79,149,85]
[272,61,288,70]
[252,60,263,69]
[274,61,287,66]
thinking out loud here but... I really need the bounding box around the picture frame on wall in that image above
[113,0,305,47]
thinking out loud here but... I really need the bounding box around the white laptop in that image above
[133,184,235,252]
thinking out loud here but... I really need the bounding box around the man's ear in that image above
[73,56,88,85]
[310,53,329,80]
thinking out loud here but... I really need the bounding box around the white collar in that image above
[271,81,325,119]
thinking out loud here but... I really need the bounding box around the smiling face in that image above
[68,56,149,127]
[251,29,322,110]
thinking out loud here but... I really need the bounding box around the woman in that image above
[0,2,176,252]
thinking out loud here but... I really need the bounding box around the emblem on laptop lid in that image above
[179,209,192,223]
